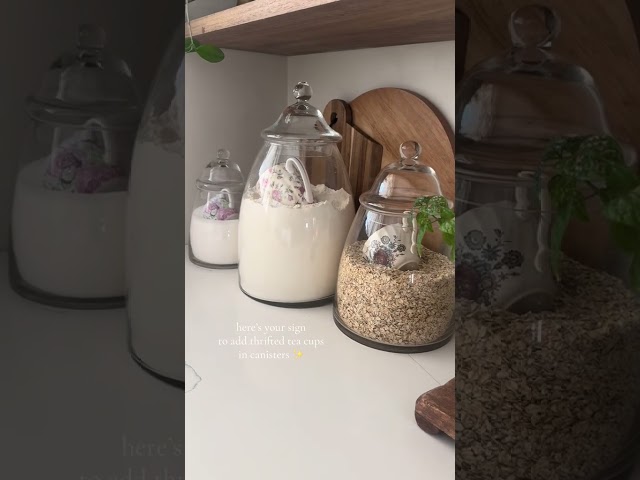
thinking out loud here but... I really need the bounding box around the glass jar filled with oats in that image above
[334,141,455,353]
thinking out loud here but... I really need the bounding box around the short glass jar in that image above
[334,141,455,352]
[9,24,139,309]
[188,149,244,268]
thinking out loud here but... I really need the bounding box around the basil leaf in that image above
[196,44,225,63]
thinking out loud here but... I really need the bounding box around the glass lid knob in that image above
[77,24,106,50]
[217,148,231,162]
[293,82,313,101]
[509,5,560,48]
[400,141,422,166]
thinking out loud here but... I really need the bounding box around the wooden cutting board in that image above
[347,88,455,200]
[415,378,455,439]
[323,99,383,208]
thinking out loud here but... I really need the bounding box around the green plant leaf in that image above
[543,134,640,290]
[413,195,456,261]
[602,185,640,227]
[185,38,200,53]
[196,44,225,63]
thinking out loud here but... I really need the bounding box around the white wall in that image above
[184,41,454,243]
[184,51,287,241]
[287,42,455,129]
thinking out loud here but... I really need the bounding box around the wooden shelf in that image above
[186,0,454,56]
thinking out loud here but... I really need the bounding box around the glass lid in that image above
[196,149,245,192]
[261,82,342,144]
[27,24,139,127]
[456,5,610,174]
[360,141,444,214]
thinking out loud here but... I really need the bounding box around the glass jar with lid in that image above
[189,148,244,268]
[455,5,640,479]
[127,25,185,386]
[9,24,139,308]
[334,140,455,353]
[455,4,623,313]
[237,82,355,307]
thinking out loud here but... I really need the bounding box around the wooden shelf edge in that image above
[186,0,454,56]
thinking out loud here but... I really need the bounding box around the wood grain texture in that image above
[323,99,383,208]
[349,88,455,200]
[415,378,455,439]
[456,0,640,151]
[187,0,454,56]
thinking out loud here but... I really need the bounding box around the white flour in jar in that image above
[189,206,239,266]
[238,184,354,303]
[12,158,126,298]
[127,140,184,382]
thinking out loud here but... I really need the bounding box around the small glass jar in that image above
[189,148,244,268]
[237,82,354,307]
[334,141,455,353]
[9,24,139,309]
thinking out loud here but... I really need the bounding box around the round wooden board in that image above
[349,88,455,200]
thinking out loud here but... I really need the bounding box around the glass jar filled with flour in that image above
[334,141,455,352]
[10,24,139,308]
[127,26,185,385]
[238,82,355,307]
[189,148,244,268]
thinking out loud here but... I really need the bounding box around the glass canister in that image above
[237,82,355,307]
[9,24,139,308]
[188,148,244,268]
[334,141,455,353]
[455,5,615,313]
[127,26,184,385]
[455,5,640,480]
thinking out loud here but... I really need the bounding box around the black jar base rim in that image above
[333,305,453,354]
[128,341,185,390]
[8,250,125,310]
[188,247,238,270]
[239,283,333,309]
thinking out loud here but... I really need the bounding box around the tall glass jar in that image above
[126,26,184,385]
[9,24,139,309]
[188,148,244,268]
[334,141,454,352]
[237,82,355,307]
[455,6,640,479]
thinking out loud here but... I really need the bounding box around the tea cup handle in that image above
[516,171,550,272]
[219,188,234,209]
[285,157,314,204]
[84,117,113,165]
[535,174,551,272]
[405,212,420,256]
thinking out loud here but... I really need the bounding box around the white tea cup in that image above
[363,223,421,270]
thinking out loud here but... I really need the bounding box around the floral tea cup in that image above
[258,157,313,207]
[363,223,421,270]
[203,188,239,221]
[455,200,556,313]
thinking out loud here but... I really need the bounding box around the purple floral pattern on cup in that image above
[43,139,126,194]
[368,235,408,267]
[258,164,308,207]
[203,194,239,221]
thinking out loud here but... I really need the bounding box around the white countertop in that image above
[0,253,183,479]
[185,250,455,479]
